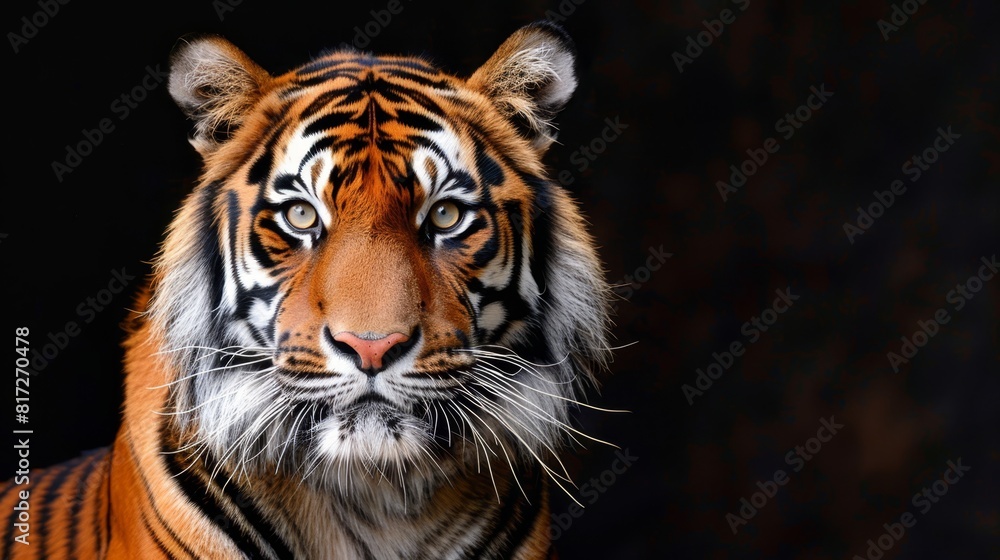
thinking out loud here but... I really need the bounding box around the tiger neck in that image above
[115,400,552,558]
[167,439,552,559]
[249,464,548,559]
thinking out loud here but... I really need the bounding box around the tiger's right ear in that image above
[168,35,272,156]
[468,21,578,153]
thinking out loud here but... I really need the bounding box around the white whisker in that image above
[147,356,275,389]
[470,363,620,449]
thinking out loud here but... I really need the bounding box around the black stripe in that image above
[503,198,528,308]
[468,220,498,268]
[375,135,416,158]
[296,70,364,88]
[98,446,113,558]
[440,215,487,251]
[299,136,338,173]
[186,180,226,416]
[471,199,534,334]
[125,437,199,559]
[225,190,245,294]
[249,149,275,186]
[395,109,442,132]
[247,122,289,186]
[329,163,350,206]
[392,86,446,117]
[141,509,179,560]
[159,426,277,560]
[248,219,281,269]
[465,471,530,558]
[233,284,279,326]
[272,174,300,195]
[211,472,296,560]
[492,468,546,558]
[250,206,298,256]
[474,145,505,187]
[328,503,378,560]
[198,180,225,318]
[411,135,452,163]
[525,174,555,296]
[0,462,54,558]
[295,58,356,77]
[378,68,453,90]
[341,136,373,159]
[37,459,78,559]
[441,171,478,196]
[66,450,104,556]
[304,110,355,137]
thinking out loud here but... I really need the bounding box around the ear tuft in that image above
[168,35,271,156]
[469,21,578,152]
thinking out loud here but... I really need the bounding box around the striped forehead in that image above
[260,55,482,212]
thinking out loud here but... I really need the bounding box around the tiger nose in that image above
[332,331,413,374]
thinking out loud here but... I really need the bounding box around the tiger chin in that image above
[1,21,612,560]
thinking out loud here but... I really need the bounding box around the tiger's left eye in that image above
[429,201,461,230]
[285,202,318,230]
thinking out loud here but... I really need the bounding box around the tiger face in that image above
[154,22,610,490]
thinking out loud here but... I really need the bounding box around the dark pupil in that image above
[294,206,306,217]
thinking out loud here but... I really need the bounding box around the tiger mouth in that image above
[351,392,394,407]
[338,395,407,437]
[258,365,474,451]
[318,392,458,450]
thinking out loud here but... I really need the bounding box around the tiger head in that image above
[149,22,611,490]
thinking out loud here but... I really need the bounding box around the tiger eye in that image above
[285,202,318,230]
[430,201,461,230]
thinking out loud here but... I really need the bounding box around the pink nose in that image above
[332,332,411,372]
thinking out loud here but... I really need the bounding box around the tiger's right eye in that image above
[285,202,318,230]
[429,201,462,231]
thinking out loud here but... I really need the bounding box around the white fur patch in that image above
[479,302,507,333]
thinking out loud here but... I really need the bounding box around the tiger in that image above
[1,20,613,559]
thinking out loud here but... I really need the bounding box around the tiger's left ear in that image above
[168,35,272,156]
[468,21,578,152]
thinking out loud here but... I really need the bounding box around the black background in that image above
[3,0,998,558]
